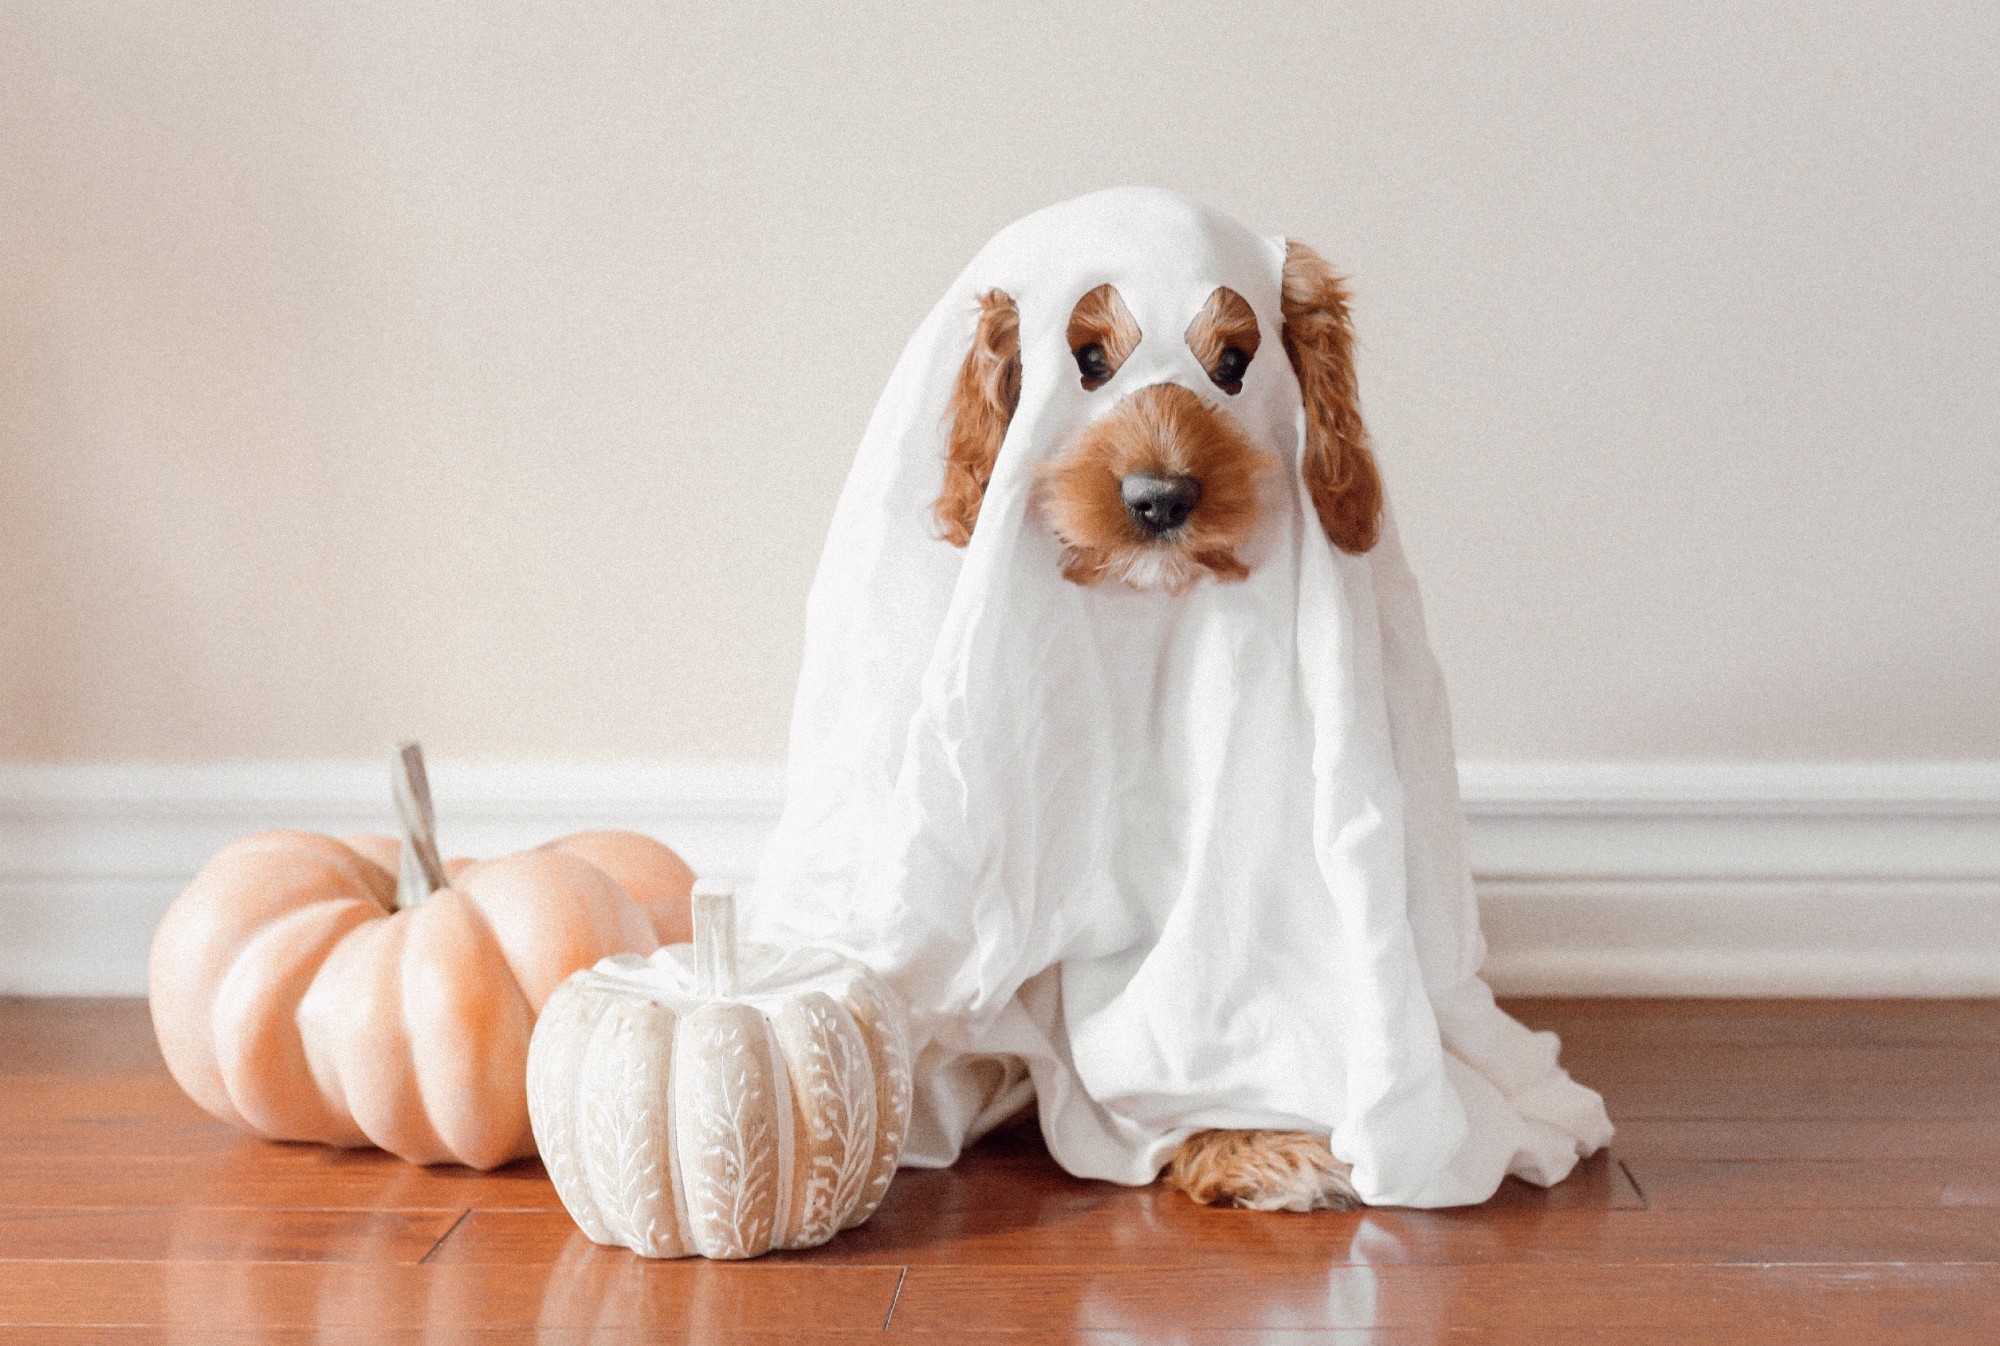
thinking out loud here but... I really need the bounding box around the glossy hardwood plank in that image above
[887,1263,2000,1336]
[0,1260,902,1332]
[0,1151,562,1211]
[1343,1207,2000,1267]
[0,1088,1630,1222]
[9,997,2000,1345]
[1507,997,2000,1047]
[1557,1044,2000,1118]
[936,1127,1644,1209]
[428,1203,2000,1272]
[430,1154,1638,1268]
[1629,1159,2000,1209]
[0,1075,269,1159]
[0,998,170,1074]
[1611,1116,2000,1161]
[0,1330,1896,1346]
[11,1333,1985,1346]
[0,1207,461,1263]
[2,1072,220,1124]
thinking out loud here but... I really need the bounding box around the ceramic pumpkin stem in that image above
[692,887,740,997]
[392,741,449,910]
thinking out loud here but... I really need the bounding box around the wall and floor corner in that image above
[4,5,1997,997]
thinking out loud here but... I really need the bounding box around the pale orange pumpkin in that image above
[147,745,697,1170]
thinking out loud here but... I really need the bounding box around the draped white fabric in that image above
[744,188,1612,1207]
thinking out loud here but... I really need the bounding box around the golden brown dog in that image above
[931,240,1384,1211]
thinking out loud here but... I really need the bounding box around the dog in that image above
[927,239,1383,1212]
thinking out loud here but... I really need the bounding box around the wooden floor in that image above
[3,999,1999,1344]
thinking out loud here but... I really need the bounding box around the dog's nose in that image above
[1120,473,1203,534]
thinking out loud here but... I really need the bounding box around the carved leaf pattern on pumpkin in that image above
[627,1103,673,1247]
[683,1013,776,1258]
[871,995,912,1135]
[582,1090,655,1253]
[844,981,914,1222]
[787,995,877,1247]
[582,1011,671,1255]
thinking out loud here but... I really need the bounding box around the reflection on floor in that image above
[3,997,1998,1342]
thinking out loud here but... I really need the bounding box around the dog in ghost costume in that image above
[747,188,1612,1210]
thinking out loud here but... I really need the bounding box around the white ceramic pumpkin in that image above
[526,889,912,1259]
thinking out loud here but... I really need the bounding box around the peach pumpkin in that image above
[147,744,697,1169]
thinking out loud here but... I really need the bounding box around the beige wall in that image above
[4,2,1997,764]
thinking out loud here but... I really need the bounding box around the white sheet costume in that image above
[744,188,1611,1207]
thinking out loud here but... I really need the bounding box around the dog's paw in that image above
[1163,1128,1361,1212]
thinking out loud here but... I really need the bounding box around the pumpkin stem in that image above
[392,741,449,910]
[692,885,740,997]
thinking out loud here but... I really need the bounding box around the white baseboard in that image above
[1459,760,2000,996]
[3,759,1996,997]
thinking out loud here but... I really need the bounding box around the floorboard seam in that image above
[881,1265,907,1331]
[417,1209,472,1265]
[1618,1158,1650,1210]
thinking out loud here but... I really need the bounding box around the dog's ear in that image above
[1281,241,1382,554]
[935,289,1021,547]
